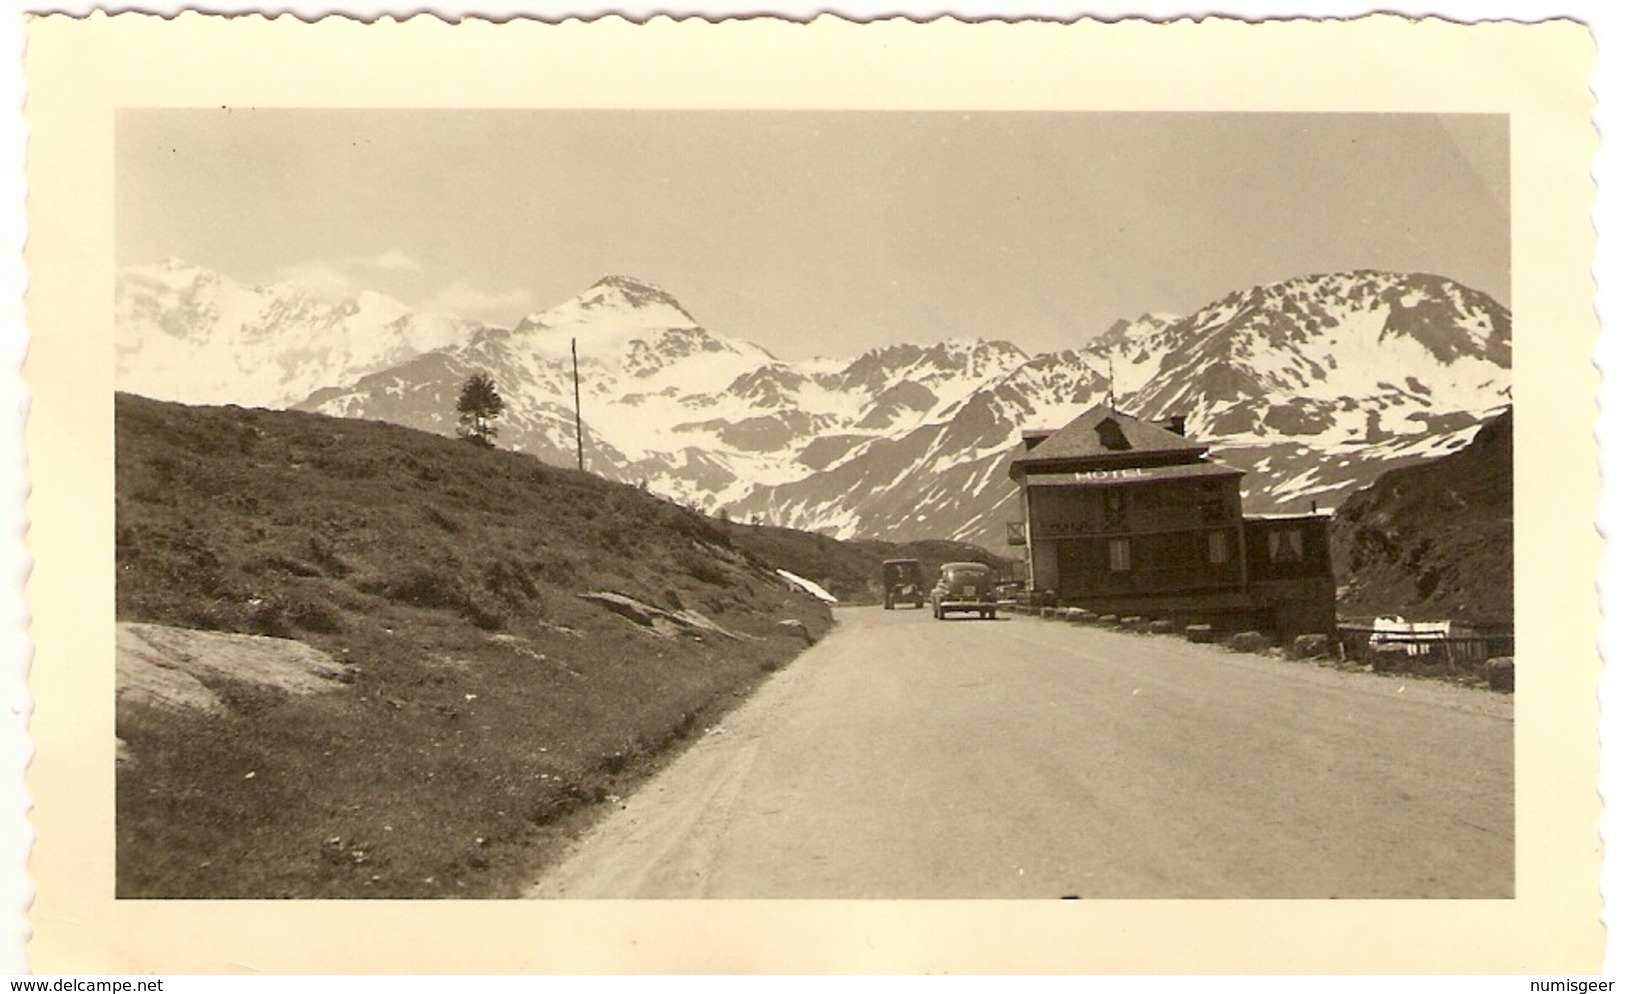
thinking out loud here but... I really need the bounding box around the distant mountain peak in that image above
[592,273,670,294]
[581,275,695,320]
[515,274,701,336]
[1094,312,1178,349]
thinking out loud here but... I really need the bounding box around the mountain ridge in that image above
[117,262,1512,550]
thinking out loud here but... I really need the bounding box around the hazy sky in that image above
[117,110,1509,360]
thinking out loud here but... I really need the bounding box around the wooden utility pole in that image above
[572,338,585,472]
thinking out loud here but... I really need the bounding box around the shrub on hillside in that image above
[243,598,293,639]
[247,553,323,579]
[482,559,540,605]
[423,504,463,534]
[460,593,507,632]
[353,565,514,631]
[306,535,350,577]
[592,523,632,556]
[528,553,578,586]
[369,568,465,610]
[310,452,381,480]
[679,549,732,588]
[288,598,344,634]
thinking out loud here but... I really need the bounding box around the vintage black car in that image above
[881,558,926,610]
[931,562,997,620]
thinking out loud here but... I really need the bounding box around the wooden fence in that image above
[1334,625,1514,673]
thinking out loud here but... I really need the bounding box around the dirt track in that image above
[531,606,1512,899]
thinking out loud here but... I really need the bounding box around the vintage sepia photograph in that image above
[20,10,1603,975]
[112,108,1514,900]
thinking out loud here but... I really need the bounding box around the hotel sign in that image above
[1063,468,1151,483]
[1025,462,1239,488]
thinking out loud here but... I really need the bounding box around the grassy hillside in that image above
[1329,408,1512,626]
[114,393,835,898]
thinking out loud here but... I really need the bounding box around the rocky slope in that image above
[1329,407,1513,624]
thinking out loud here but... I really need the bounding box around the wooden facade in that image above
[1010,405,1336,637]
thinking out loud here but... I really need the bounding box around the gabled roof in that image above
[1010,404,1208,473]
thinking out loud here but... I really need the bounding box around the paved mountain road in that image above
[530,606,1513,899]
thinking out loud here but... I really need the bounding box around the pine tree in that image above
[456,372,504,447]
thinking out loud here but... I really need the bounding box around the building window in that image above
[1103,489,1129,532]
[1207,530,1230,564]
[1094,417,1131,451]
[1268,527,1305,563]
[1108,538,1131,572]
[1197,483,1227,524]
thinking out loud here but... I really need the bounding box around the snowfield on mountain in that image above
[116,257,481,409]
[117,263,1510,550]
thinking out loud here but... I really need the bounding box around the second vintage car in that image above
[882,558,926,610]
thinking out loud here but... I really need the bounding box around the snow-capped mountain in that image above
[1127,270,1509,441]
[116,257,481,408]
[726,270,1510,548]
[115,262,1511,552]
[300,273,780,495]
[296,276,1033,510]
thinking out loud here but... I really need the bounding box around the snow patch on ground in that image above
[776,569,839,604]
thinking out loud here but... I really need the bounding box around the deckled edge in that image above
[2,0,29,978]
